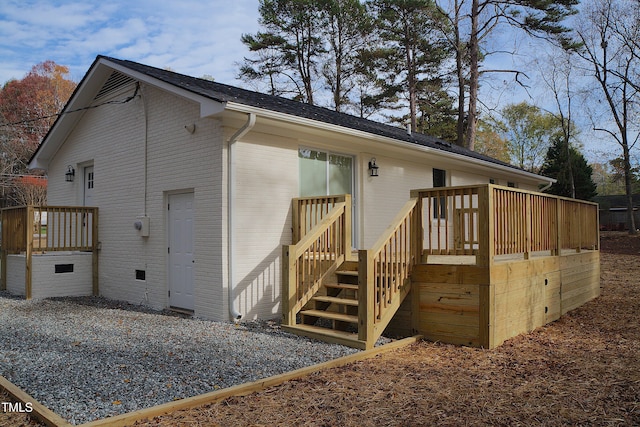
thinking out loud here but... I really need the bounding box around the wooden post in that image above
[1,209,6,291]
[358,249,374,349]
[281,245,297,327]
[344,194,352,261]
[556,199,563,256]
[413,195,423,265]
[292,198,300,244]
[524,194,531,260]
[25,205,33,300]
[479,282,491,349]
[595,204,600,250]
[410,190,424,263]
[477,185,492,267]
[92,209,99,296]
[576,203,582,253]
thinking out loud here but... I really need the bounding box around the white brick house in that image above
[28,56,554,322]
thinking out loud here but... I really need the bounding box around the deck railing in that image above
[282,196,351,326]
[358,197,420,345]
[292,195,350,244]
[413,184,599,265]
[0,205,99,296]
[1,205,98,253]
[413,186,481,257]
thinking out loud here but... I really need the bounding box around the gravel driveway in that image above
[0,293,359,425]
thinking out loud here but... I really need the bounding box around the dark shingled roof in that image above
[102,56,521,171]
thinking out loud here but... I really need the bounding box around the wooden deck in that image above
[0,205,99,298]
[283,185,600,350]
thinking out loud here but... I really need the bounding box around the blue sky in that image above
[0,0,261,85]
[0,0,626,163]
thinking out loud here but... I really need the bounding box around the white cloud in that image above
[0,0,260,85]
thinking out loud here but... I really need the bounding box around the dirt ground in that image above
[2,232,639,426]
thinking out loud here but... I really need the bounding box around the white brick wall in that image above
[6,255,25,296]
[47,83,225,320]
[359,154,431,248]
[232,134,298,319]
[31,253,93,299]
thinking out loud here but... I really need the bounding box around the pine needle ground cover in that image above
[137,233,640,427]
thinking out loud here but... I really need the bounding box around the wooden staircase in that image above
[282,261,369,349]
[282,195,419,350]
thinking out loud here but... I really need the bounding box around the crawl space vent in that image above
[55,264,74,273]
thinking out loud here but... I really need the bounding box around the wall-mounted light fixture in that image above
[368,158,379,177]
[65,165,75,182]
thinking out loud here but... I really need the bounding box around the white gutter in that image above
[227,113,256,321]
[225,102,553,186]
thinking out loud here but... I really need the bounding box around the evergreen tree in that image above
[540,136,597,201]
[239,0,325,104]
[320,0,372,113]
[364,0,453,132]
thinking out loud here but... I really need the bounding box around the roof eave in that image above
[225,101,554,186]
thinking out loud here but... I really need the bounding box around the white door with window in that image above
[83,166,94,206]
[299,148,356,245]
[168,192,195,310]
[82,166,94,246]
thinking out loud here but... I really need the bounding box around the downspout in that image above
[227,113,256,320]
[540,181,554,192]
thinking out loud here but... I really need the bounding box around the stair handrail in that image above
[282,199,351,327]
[358,197,420,347]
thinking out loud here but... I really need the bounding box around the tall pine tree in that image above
[363,0,453,132]
[540,136,597,201]
[239,0,325,104]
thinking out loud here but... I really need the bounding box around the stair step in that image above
[325,283,358,291]
[336,270,358,277]
[300,309,358,324]
[312,295,359,306]
[282,324,367,349]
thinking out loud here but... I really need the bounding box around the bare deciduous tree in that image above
[573,0,640,233]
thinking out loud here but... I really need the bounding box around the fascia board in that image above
[225,101,554,185]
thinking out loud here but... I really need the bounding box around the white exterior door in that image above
[82,166,94,246]
[83,166,94,206]
[168,192,195,310]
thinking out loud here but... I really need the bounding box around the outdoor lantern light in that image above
[65,165,75,182]
[368,158,379,177]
